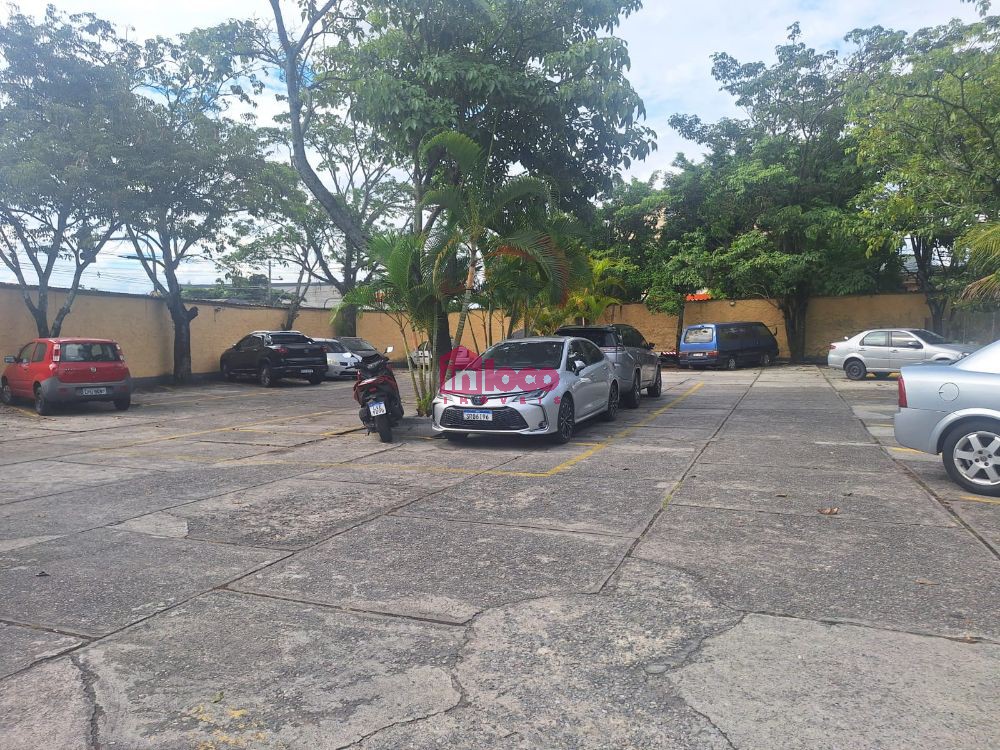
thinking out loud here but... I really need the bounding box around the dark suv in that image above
[555,324,661,407]
[220,331,328,387]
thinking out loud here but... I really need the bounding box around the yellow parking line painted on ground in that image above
[8,405,43,419]
[888,446,924,454]
[957,495,1000,505]
[543,382,704,477]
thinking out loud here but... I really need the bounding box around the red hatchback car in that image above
[1,338,133,415]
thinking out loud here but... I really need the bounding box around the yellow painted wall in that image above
[0,283,961,378]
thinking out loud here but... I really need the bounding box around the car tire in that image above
[646,367,662,397]
[0,379,12,405]
[602,382,620,422]
[114,396,131,411]
[550,395,575,444]
[34,386,52,416]
[941,419,1000,497]
[308,374,324,385]
[375,414,393,443]
[724,356,738,371]
[844,360,867,380]
[259,363,276,388]
[624,372,641,409]
[221,362,237,382]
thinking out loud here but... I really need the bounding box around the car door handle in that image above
[890,349,899,353]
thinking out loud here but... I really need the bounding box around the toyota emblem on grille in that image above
[472,395,486,406]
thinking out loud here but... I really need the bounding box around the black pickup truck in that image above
[220,331,328,387]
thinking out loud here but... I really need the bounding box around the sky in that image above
[0,0,983,294]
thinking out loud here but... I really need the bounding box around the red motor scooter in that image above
[352,346,404,442]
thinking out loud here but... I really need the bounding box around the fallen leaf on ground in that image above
[914,579,939,586]
[818,507,840,515]
[775,493,788,498]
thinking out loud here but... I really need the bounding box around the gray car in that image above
[894,338,1000,496]
[312,338,361,378]
[828,328,976,380]
[432,336,619,443]
[555,324,661,407]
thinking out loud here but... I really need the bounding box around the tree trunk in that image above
[167,303,199,383]
[30,304,50,338]
[335,303,358,336]
[927,295,947,336]
[778,292,809,363]
[674,299,686,354]
[434,302,452,361]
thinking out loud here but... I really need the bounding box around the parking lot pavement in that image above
[1,368,998,748]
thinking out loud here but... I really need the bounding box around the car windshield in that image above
[269,334,311,344]
[956,339,1000,374]
[684,326,714,344]
[321,340,348,353]
[340,337,377,353]
[61,342,119,362]
[560,329,617,348]
[909,329,950,345]
[480,341,563,369]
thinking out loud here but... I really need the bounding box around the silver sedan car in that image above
[828,328,975,380]
[432,337,619,443]
[894,339,1000,496]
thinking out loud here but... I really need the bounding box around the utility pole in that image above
[267,260,272,304]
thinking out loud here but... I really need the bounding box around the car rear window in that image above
[684,326,714,344]
[61,343,120,362]
[269,334,311,344]
[341,338,377,353]
[560,329,618,348]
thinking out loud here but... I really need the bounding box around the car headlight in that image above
[518,388,550,400]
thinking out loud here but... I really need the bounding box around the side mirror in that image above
[572,359,586,373]
[908,341,923,349]
[385,345,394,354]
[3,356,14,365]
[645,342,655,350]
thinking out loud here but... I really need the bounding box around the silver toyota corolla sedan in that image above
[828,328,976,380]
[895,338,1000,496]
[432,337,619,443]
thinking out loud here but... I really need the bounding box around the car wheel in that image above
[844,359,867,381]
[624,372,641,409]
[602,382,620,422]
[308,374,324,385]
[221,362,237,382]
[646,367,662,397]
[724,356,737,371]
[760,353,772,367]
[550,395,575,444]
[113,396,131,411]
[34,386,52,416]
[259,363,275,388]
[942,419,1000,497]
[0,379,12,405]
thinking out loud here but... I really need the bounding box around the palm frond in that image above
[961,221,1000,301]
[422,131,482,176]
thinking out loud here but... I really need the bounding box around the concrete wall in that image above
[3,283,988,378]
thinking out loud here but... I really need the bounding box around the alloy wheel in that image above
[952,430,1000,486]
[555,397,575,442]
[726,357,737,370]
[603,383,619,421]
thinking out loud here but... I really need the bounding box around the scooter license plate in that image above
[369,401,387,416]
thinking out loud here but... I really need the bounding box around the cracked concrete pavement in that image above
[0,366,998,748]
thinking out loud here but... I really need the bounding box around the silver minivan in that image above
[828,328,976,380]
[555,324,661,407]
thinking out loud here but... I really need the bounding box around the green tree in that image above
[124,26,268,382]
[669,26,883,360]
[0,7,139,335]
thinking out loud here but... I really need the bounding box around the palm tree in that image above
[421,131,554,347]
[961,222,1000,302]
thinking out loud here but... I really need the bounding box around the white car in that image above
[312,338,361,379]
[432,337,619,444]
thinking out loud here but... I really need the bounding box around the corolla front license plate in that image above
[80,387,107,396]
[463,410,493,421]
[369,401,387,416]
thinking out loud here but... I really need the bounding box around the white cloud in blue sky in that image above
[1,0,983,292]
